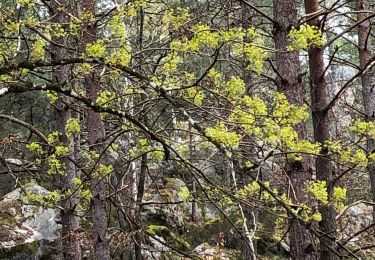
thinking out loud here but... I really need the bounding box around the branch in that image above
[237,0,275,24]
[323,13,375,50]
[0,82,169,160]
[0,114,48,144]
[324,55,375,112]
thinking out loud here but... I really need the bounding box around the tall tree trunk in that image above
[134,7,146,259]
[356,0,375,221]
[50,1,81,259]
[304,1,338,259]
[240,3,257,259]
[273,1,318,259]
[82,0,110,258]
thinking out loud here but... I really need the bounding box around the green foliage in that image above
[205,122,241,149]
[96,163,113,177]
[163,7,190,29]
[237,181,260,199]
[26,142,43,155]
[85,40,106,58]
[30,39,46,60]
[47,131,60,144]
[170,25,267,74]
[17,0,35,7]
[233,29,268,74]
[178,186,192,202]
[147,225,191,250]
[25,190,61,208]
[272,93,309,124]
[162,53,181,73]
[311,212,322,222]
[65,118,80,138]
[54,145,69,156]
[47,155,64,175]
[107,46,132,67]
[333,186,347,211]
[108,15,126,39]
[184,86,204,106]
[307,181,328,205]
[223,76,246,99]
[288,24,324,51]
[350,119,375,138]
[96,90,116,107]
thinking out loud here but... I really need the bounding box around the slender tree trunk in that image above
[356,0,375,221]
[135,154,146,260]
[240,3,257,259]
[304,1,338,259]
[50,1,81,259]
[134,8,146,259]
[82,0,110,258]
[273,1,318,259]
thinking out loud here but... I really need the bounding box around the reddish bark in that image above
[273,0,318,259]
[304,1,338,259]
[357,0,375,221]
[82,0,110,258]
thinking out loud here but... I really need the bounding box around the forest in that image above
[1,0,375,259]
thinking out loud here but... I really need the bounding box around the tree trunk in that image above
[134,8,146,259]
[304,1,338,259]
[50,0,81,259]
[273,0,318,259]
[356,0,375,221]
[135,154,146,260]
[82,0,110,258]
[240,3,257,259]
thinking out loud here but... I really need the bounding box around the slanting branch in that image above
[0,82,170,160]
[0,114,48,143]
[237,0,275,24]
[323,13,375,50]
[324,56,375,113]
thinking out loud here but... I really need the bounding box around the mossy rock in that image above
[0,242,38,260]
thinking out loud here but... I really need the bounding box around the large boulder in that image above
[337,202,375,258]
[339,203,373,242]
[141,178,203,231]
[0,181,61,259]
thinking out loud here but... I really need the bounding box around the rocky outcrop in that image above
[0,181,61,259]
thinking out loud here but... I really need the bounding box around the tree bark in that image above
[82,0,110,258]
[273,0,318,259]
[356,0,375,221]
[304,1,338,259]
[134,8,146,259]
[50,0,81,259]
[240,3,258,259]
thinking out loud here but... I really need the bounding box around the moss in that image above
[183,217,222,247]
[159,189,174,200]
[147,225,191,251]
[0,241,38,259]
[0,201,21,229]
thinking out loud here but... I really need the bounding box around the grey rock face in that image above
[0,182,61,259]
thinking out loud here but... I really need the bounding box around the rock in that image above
[0,181,61,259]
[0,175,15,198]
[339,203,373,243]
[193,242,239,259]
[141,178,202,231]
